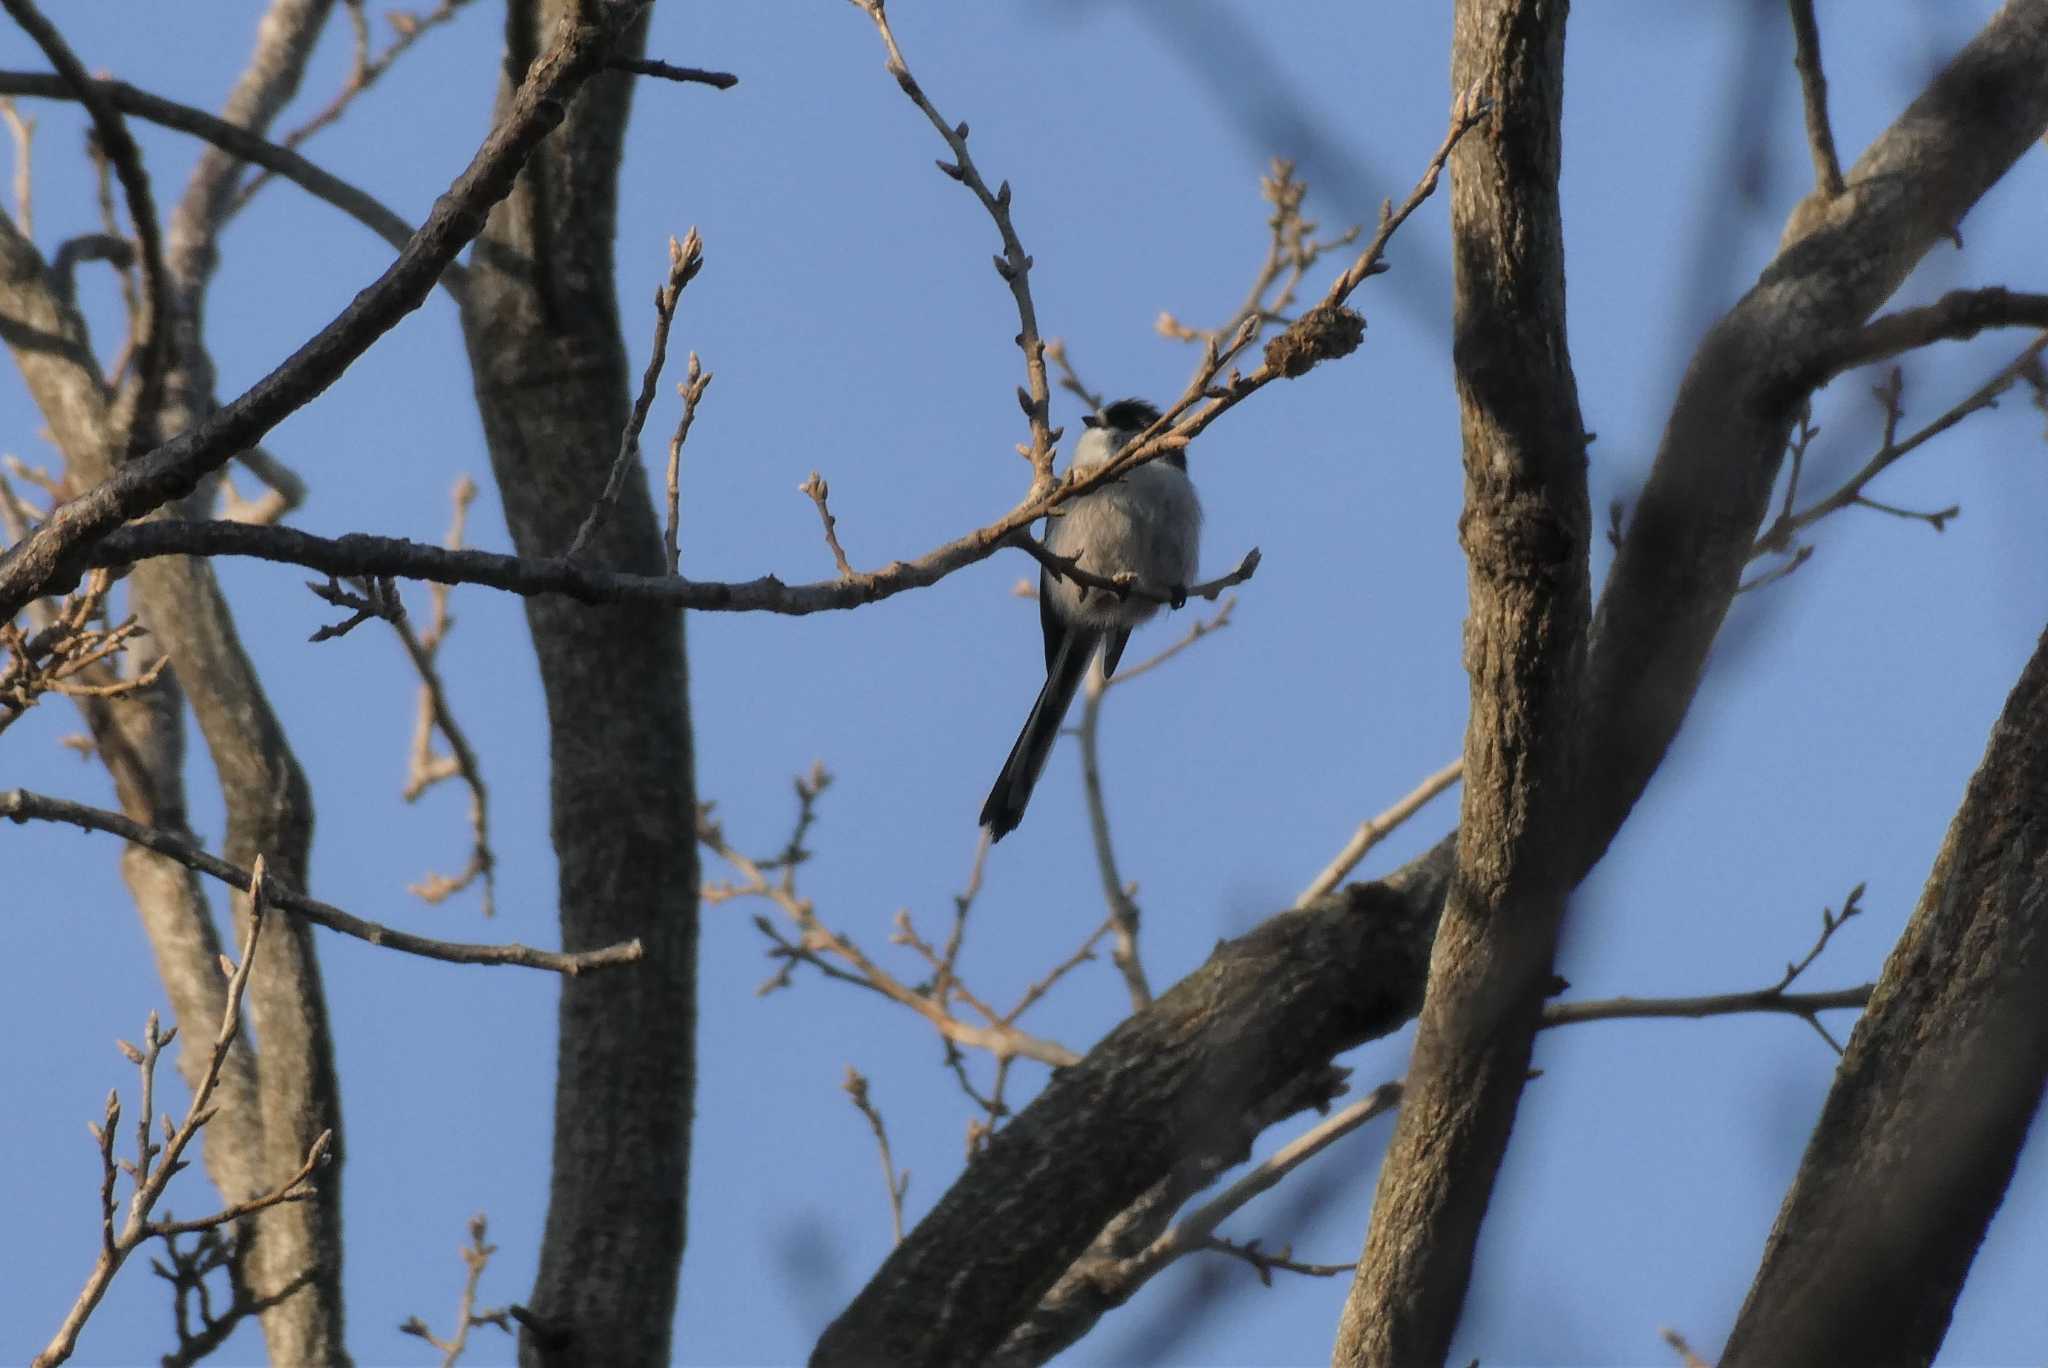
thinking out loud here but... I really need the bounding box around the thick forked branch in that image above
[1721,621,2048,1364]
[812,6,2048,1364]
[1580,0,2048,867]
[0,4,633,621]
[811,844,1454,1366]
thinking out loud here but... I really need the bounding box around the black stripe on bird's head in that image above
[1084,397,1162,433]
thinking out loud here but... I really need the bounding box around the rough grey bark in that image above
[457,4,698,1363]
[1332,0,1589,1361]
[124,8,354,1358]
[1720,621,2048,1365]
[811,848,1453,1367]
[815,3,2048,1363]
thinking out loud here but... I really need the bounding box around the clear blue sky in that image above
[6,3,2047,1364]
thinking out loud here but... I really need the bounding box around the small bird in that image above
[979,397,1202,842]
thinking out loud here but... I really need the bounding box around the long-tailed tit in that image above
[979,397,1202,842]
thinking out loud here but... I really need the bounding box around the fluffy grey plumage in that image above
[979,398,1202,842]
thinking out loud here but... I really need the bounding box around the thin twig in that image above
[1773,882,1866,991]
[35,866,330,1368]
[1,789,641,973]
[932,832,988,1011]
[291,1,463,149]
[1106,1082,1402,1293]
[1001,917,1112,1028]
[1545,885,1871,1048]
[800,472,857,579]
[1786,0,1845,198]
[846,0,1055,482]
[1073,598,1237,1009]
[398,1213,514,1367]
[1158,158,1363,385]
[1543,984,1870,1029]
[228,0,477,223]
[1754,334,2048,561]
[664,352,710,575]
[1201,1236,1356,1285]
[306,573,401,642]
[1297,759,1464,906]
[702,780,1078,1067]
[889,912,1017,1044]
[607,56,739,89]
[1076,662,1149,1010]
[0,569,163,734]
[153,1224,316,1368]
[397,477,496,915]
[842,1068,910,1245]
[567,229,704,560]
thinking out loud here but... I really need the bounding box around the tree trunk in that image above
[458,4,699,1362]
[1721,621,2048,1365]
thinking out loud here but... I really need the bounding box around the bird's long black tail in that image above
[979,628,1099,842]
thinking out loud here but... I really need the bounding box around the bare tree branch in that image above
[842,1068,911,1246]
[816,6,2048,1363]
[663,351,710,574]
[34,868,331,1368]
[1797,288,2048,389]
[1721,619,2048,1365]
[0,69,460,297]
[397,478,496,915]
[0,4,634,620]
[1297,758,1463,907]
[81,518,1266,616]
[1076,598,1238,1012]
[842,0,1057,482]
[1787,0,1845,198]
[566,229,703,560]
[1,788,643,973]
[703,785,1079,1068]
[398,1213,516,1367]
[606,56,738,88]
[1755,334,2048,561]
